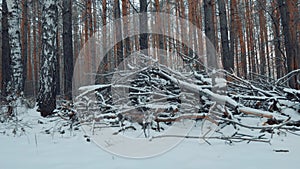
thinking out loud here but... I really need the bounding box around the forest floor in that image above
[0,106,299,169]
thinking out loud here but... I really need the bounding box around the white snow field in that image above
[1,108,299,169]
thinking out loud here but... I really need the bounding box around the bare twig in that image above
[152,135,270,143]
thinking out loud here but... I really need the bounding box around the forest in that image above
[0,0,300,162]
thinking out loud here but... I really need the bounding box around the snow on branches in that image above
[75,54,300,143]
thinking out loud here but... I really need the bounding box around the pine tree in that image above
[204,0,217,68]
[63,0,74,100]
[277,0,297,88]
[114,0,123,67]
[21,0,28,89]
[139,0,148,55]
[217,0,233,72]
[1,0,11,97]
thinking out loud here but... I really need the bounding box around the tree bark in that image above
[63,0,74,100]
[1,0,11,97]
[204,0,217,68]
[102,0,109,72]
[195,0,205,70]
[32,0,38,96]
[37,0,58,117]
[122,0,131,58]
[277,0,297,88]
[7,0,24,95]
[286,0,299,88]
[245,0,255,76]
[229,0,236,74]
[258,0,267,75]
[272,3,283,78]
[21,0,28,90]
[139,0,148,55]
[55,19,60,96]
[114,0,124,67]
[235,1,247,78]
[218,0,233,72]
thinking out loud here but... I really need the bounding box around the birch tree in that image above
[6,0,24,96]
[37,0,58,117]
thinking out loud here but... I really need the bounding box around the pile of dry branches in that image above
[74,54,300,142]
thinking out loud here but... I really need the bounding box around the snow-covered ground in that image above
[1,108,299,169]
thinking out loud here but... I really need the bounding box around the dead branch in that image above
[152,135,271,143]
[74,54,300,142]
[275,69,300,86]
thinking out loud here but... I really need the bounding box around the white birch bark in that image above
[37,0,58,117]
[7,0,23,95]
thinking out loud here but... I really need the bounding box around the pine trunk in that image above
[204,0,217,68]
[114,0,124,67]
[258,0,266,75]
[235,0,247,78]
[139,0,148,55]
[1,0,11,96]
[63,0,74,100]
[277,0,297,88]
[122,0,131,57]
[218,0,233,72]
[229,0,236,73]
[21,0,28,90]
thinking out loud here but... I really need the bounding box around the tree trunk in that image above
[204,0,217,68]
[235,1,247,78]
[87,0,93,37]
[178,0,189,60]
[32,0,38,96]
[27,2,32,82]
[63,0,74,100]
[229,0,236,74]
[102,0,109,72]
[21,0,28,91]
[218,0,233,72]
[195,0,205,70]
[55,21,60,96]
[188,0,198,68]
[277,0,297,88]
[114,0,124,67]
[245,0,255,76]
[37,1,43,95]
[139,0,148,55]
[7,0,24,95]
[272,3,283,78]
[37,0,58,117]
[286,0,299,88]
[1,0,11,97]
[73,1,80,63]
[211,0,218,53]
[122,0,131,58]
[258,0,266,75]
